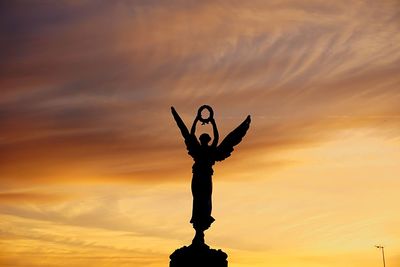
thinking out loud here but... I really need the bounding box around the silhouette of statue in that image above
[171,105,251,247]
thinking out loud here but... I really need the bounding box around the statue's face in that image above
[199,133,211,146]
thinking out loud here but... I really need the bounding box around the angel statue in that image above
[171,105,251,246]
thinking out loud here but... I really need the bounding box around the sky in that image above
[1,0,400,266]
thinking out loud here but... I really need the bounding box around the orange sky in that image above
[1,1,400,266]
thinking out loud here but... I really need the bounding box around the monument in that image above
[170,105,251,267]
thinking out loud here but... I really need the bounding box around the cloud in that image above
[0,214,167,267]
[0,192,71,204]
[1,2,400,267]
[0,0,399,191]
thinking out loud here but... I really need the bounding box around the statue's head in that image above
[199,133,211,146]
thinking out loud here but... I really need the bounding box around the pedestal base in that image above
[170,244,228,267]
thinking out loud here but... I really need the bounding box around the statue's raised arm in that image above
[215,115,251,162]
[210,117,219,147]
[171,106,199,158]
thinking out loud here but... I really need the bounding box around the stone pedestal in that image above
[170,244,228,267]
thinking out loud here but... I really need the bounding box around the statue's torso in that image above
[192,146,216,176]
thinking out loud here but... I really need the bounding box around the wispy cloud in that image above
[1,1,399,189]
[0,1,399,266]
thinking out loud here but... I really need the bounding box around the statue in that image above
[171,105,251,247]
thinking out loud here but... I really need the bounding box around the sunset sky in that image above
[1,1,400,266]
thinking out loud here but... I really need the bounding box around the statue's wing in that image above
[215,115,251,162]
[184,134,200,158]
[171,107,199,158]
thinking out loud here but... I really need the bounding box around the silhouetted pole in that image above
[375,245,386,267]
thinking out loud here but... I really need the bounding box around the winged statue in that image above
[171,105,251,246]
